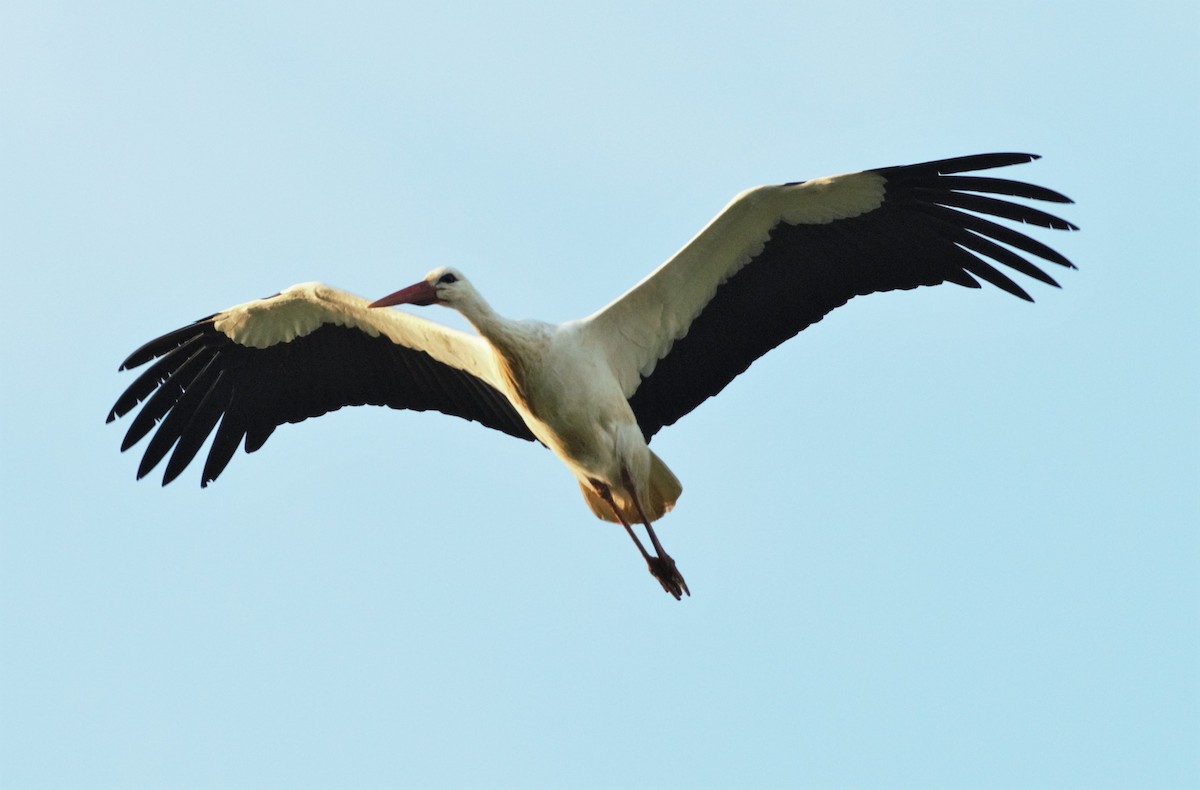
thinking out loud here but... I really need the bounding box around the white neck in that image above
[451,286,530,355]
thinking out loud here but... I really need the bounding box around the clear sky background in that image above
[2,2,1197,788]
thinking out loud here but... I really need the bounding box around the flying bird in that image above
[108,152,1076,598]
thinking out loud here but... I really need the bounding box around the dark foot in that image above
[647,554,690,600]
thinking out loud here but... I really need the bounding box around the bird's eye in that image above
[438,273,458,285]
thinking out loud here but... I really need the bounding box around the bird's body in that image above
[422,287,674,517]
[109,153,1077,597]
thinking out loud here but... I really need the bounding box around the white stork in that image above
[108,153,1076,598]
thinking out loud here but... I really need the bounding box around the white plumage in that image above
[109,153,1077,598]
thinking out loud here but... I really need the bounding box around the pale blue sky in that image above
[2,2,1197,788]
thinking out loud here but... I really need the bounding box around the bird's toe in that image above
[647,556,689,600]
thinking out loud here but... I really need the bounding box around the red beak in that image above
[369,280,439,308]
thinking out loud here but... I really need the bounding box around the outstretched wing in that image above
[108,282,535,486]
[584,153,1076,440]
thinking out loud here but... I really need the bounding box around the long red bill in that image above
[369,281,438,308]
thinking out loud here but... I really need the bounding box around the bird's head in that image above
[369,267,469,309]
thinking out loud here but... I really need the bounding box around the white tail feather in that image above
[578,450,682,524]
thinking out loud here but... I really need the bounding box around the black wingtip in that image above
[118,316,216,371]
[161,464,184,487]
[877,152,1043,180]
[120,428,143,453]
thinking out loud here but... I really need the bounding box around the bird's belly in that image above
[526,393,643,485]
[523,398,610,466]
[542,420,607,468]
[495,335,640,482]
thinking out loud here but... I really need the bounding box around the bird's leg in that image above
[591,479,686,599]
[621,469,690,600]
[590,480,655,562]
